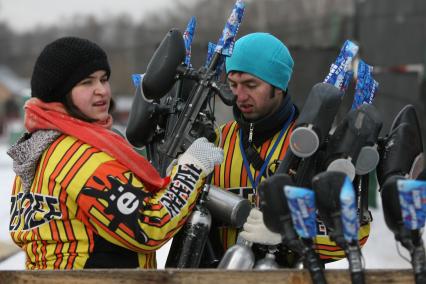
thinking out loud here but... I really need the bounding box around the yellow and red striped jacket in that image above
[211,121,370,262]
[9,134,204,269]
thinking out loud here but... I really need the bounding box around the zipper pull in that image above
[248,123,254,143]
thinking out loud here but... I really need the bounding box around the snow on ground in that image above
[0,142,423,270]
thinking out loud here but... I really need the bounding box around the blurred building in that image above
[354,0,426,134]
[112,95,134,136]
[0,65,29,141]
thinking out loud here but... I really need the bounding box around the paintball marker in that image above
[381,177,426,284]
[312,171,365,284]
[289,82,343,158]
[377,105,424,184]
[126,1,244,176]
[277,82,343,188]
[150,0,244,268]
[277,40,359,185]
[126,29,189,174]
[257,174,327,283]
[275,82,343,190]
[324,104,383,181]
[378,104,425,284]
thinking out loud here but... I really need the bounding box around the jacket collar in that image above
[233,94,296,147]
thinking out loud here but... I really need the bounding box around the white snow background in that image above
[0,143,424,270]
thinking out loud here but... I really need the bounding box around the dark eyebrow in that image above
[228,77,259,85]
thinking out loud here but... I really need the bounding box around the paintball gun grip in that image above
[346,244,365,284]
[412,243,426,284]
[301,239,328,284]
[158,82,212,158]
[258,174,294,234]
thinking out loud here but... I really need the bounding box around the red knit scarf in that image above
[24,98,169,192]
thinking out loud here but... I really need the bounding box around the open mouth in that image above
[238,104,253,113]
[93,100,107,107]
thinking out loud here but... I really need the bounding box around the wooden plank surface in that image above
[0,269,415,284]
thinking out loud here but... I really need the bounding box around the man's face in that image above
[227,72,283,120]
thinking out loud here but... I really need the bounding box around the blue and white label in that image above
[183,16,196,67]
[340,176,359,242]
[284,185,317,238]
[351,60,379,109]
[214,0,245,56]
[131,73,144,88]
[397,179,426,230]
[324,40,359,93]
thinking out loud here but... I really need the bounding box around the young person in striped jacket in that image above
[8,36,223,269]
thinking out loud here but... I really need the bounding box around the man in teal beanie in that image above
[207,33,301,268]
[208,33,371,268]
[226,32,294,120]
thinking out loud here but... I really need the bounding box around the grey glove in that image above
[177,137,224,176]
[239,208,282,245]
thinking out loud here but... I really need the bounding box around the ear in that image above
[271,87,283,98]
[275,88,283,97]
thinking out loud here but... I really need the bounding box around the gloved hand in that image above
[177,137,224,176]
[239,208,282,245]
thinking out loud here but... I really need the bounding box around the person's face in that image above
[70,70,111,121]
[227,72,283,120]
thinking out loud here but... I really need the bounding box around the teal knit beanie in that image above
[226,33,294,90]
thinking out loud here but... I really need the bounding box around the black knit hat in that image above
[31,36,111,102]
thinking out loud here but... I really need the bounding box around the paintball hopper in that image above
[257,174,297,240]
[126,83,166,147]
[325,104,383,180]
[290,82,342,158]
[204,185,251,228]
[311,171,347,234]
[312,171,365,284]
[381,175,425,240]
[381,175,426,283]
[377,105,424,186]
[142,28,186,100]
[380,175,407,236]
[259,175,328,284]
